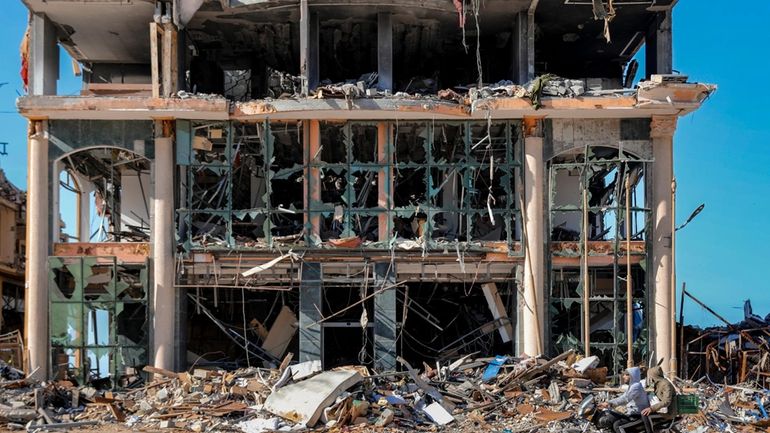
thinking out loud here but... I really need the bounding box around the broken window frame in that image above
[547,146,652,374]
[179,120,309,251]
[390,120,523,253]
[176,120,523,254]
[311,121,382,243]
[48,256,149,387]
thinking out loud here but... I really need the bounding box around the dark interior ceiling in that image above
[535,0,666,78]
[23,0,672,83]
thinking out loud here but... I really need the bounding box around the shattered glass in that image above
[49,257,149,387]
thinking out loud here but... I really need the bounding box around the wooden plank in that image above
[262,306,298,359]
[142,365,179,379]
[150,22,159,98]
[481,283,513,343]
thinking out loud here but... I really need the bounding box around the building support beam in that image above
[73,173,93,242]
[373,262,396,371]
[25,120,49,379]
[377,12,393,92]
[512,12,528,85]
[162,23,179,97]
[521,117,544,357]
[651,115,677,374]
[152,121,176,371]
[300,0,319,94]
[299,262,322,363]
[29,13,59,96]
[645,10,673,78]
[377,122,390,241]
[305,120,321,240]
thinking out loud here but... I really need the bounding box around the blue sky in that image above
[0,1,766,327]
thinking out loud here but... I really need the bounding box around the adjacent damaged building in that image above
[17,0,713,386]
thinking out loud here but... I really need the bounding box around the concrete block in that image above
[264,370,362,427]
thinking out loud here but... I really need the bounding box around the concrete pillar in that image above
[299,0,319,94]
[512,12,528,85]
[299,262,322,363]
[74,174,93,242]
[25,120,49,379]
[373,262,397,371]
[152,130,176,371]
[377,12,393,92]
[645,10,673,79]
[651,115,677,374]
[29,13,59,96]
[521,117,544,357]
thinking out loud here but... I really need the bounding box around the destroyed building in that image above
[16,0,714,386]
[0,170,26,337]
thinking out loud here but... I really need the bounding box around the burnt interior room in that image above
[397,281,515,366]
[534,0,673,81]
[184,2,522,98]
[389,7,515,91]
[186,5,300,99]
[185,288,300,368]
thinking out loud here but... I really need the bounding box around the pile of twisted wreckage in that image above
[2,348,770,433]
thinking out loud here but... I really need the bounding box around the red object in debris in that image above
[453,0,466,28]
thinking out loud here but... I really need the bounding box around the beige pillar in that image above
[152,124,175,371]
[74,173,93,242]
[521,117,544,356]
[25,120,49,379]
[651,115,677,374]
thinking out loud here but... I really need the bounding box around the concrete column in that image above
[651,115,677,374]
[377,122,391,241]
[74,174,93,242]
[521,117,544,357]
[512,11,528,85]
[299,0,319,94]
[29,13,59,96]
[304,120,321,239]
[377,12,393,92]
[152,130,176,371]
[373,262,396,371]
[299,262,322,363]
[25,120,49,379]
[645,10,673,79]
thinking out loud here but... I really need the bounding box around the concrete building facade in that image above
[18,0,712,385]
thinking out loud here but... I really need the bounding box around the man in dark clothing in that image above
[642,366,677,418]
[641,366,678,432]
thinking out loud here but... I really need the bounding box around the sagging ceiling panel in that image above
[23,0,155,63]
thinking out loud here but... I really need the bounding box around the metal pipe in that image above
[582,181,590,356]
[625,174,633,368]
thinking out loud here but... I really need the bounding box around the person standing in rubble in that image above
[641,366,677,421]
[595,367,653,433]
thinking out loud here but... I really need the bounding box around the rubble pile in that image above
[4,350,770,432]
[202,68,642,108]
